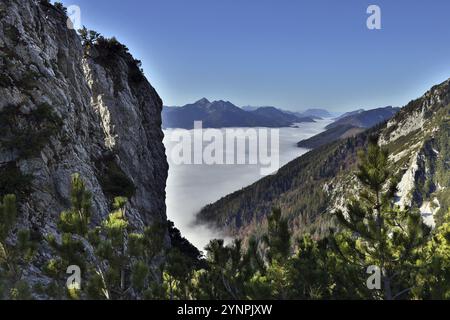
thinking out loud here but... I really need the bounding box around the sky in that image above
[59,0,450,112]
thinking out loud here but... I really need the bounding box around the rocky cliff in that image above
[0,0,168,285]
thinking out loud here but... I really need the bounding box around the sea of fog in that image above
[163,119,333,250]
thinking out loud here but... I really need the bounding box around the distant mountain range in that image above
[163,98,399,136]
[162,99,316,129]
[297,106,400,149]
[299,108,334,119]
[243,106,334,119]
[327,106,400,130]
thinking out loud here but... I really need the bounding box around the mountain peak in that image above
[195,98,211,105]
[300,108,332,118]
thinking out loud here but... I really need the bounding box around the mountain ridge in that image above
[297,106,400,149]
[162,99,315,129]
[196,78,450,242]
[327,106,400,130]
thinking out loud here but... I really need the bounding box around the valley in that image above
[164,119,333,249]
[1,0,449,302]
[197,79,450,244]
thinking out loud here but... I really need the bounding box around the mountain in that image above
[300,108,333,119]
[162,100,314,129]
[297,106,400,149]
[335,109,365,120]
[326,106,400,130]
[0,0,168,289]
[196,79,450,242]
[244,107,334,119]
[249,106,315,124]
[297,124,365,149]
[241,106,259,112]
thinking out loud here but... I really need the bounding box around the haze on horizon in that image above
[60,0,450,112]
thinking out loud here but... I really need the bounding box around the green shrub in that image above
[4,25,20,45]
[15,70,41,91]
[53,2,67,14]
[98,159,136,200]
[0,103,63,159]
[0,163,33,199]
[9,281,32,300]
[43,259,63,278]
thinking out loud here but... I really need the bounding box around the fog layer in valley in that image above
[163,119,333,250]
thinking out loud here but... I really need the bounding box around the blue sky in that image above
[60,0,450,112]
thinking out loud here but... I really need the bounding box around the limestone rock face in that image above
[0,0,168,283]
[380,79,450,145]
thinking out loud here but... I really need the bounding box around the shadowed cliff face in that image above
[0,0,168,282]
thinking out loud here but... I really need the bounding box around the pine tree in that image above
[263,208,291,264]
[413,209,450,299]
[0,195,16,242]
[289,235,331,299]
[242,235,265,276]
[58,173,92,236]
[96,196,130,298]
[243,209,294,300]
[47,173,179,300]
[335,137,430,300]
[0,194,35,299]
[78,26,100,48]
[190,239,248,300]
[161,248,197,300]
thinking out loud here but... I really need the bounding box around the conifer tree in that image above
[96,196,130,298]
[58,173,92,236]
[190,239,248,300]
[289,235,331,299]
[263,208,291,264]
[242,235,265,276]
[244,209,294,300]
[0,194,35,299]
[335,137,430,300]
[413,209,450,299]
[47,174,173,300]
[161,248,197,300]
[78,27,101,48]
